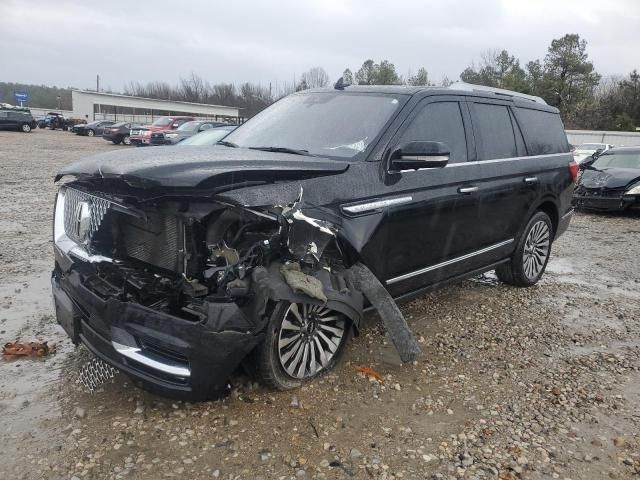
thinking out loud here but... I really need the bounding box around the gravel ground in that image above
[0,129,639,480]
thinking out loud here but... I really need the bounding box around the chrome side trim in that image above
[342,196,413,214]
[401,155,449,162]
[112,341,191,378]
[386,238,515,285]
[446,152,568,167]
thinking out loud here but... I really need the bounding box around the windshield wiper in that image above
[216,140,238,148]
[248,146,315,156]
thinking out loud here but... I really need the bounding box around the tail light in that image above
[569,160,579,183]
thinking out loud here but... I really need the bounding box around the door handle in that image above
[524,176,539,185]
[458,186,478,194]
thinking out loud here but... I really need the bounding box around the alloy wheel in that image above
[87,129,95,137]
[522,220,550,280]
[277,303,346,379]
[123,136,131,145]
[22,123,31,133]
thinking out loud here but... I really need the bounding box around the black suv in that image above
[0,106,37,132]
[51,83,575,399]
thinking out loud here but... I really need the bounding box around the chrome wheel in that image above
[21,123,31,132]
[123,136,131,145]
[277,303,346,379]
[522,220,550,280]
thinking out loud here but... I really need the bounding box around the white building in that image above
[71,90,241,124]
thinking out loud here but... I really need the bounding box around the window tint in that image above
[473,103,517,160]
[400,101,468,163]
[515,108,569,155]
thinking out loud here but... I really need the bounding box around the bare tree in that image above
[298,67,330,89]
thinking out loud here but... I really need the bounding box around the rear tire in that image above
[112,138,122,145]
[122,136,131,145]
[255,301,351,390]
[87,129,95,137]
[496,211,553,287]
[21,123,31,133]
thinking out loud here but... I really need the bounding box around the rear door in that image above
[465,98,535,248]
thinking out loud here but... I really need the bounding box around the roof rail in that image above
[449,82,547,105]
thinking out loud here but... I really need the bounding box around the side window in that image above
[509,109,527,156]
[514,107,569,155]
[399,101,468,163]
[473,103,517,160]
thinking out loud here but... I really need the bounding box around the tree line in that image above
[0,82,72,110]
[338,34,638,131]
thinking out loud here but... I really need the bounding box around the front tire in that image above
[256,301,351,390]
[87,129,95,137]
[21,123,31,133]
[496,211,553,287]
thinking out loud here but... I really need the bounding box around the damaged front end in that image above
[52,183,363,398]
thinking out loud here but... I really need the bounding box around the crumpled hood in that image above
[55,146,350,189]
[579,168,640,190]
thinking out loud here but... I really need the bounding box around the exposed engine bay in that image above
[55,184,361,326]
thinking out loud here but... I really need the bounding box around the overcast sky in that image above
[1,0,638,92]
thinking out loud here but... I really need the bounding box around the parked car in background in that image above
[573,142,613,163]
[102,122,141,145]
[178,125,237,146]
[573,146,640,211]
[129,116,195,146]
[150,121,230,145]
[0,105,37,132]
[74,120,116,137]
[44,112,69,130]
[52,83,575,399]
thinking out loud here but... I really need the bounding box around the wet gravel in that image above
[0,129,639,479]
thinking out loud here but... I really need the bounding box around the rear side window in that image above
[515,108,569,155]
[399,101,468,163]
[472,103,517,160]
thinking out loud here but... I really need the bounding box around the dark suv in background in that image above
[0,106,37,132]
[52,82,575,399]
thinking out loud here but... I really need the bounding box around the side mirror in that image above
[390,141,450,171]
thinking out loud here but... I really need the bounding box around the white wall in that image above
[566,130,640,147]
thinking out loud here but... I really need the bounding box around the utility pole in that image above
[97,74,100,92]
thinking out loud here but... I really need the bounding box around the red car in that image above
[129,116,195,146]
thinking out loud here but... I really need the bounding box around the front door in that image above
[376,97,489,295]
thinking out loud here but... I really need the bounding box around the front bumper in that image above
[572,193,637,211]
[130,137,151,146]
[52,254,264,399]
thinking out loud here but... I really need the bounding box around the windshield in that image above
[179,127,235,146]
[592,152,640,170]
[577,143,605,150]
[177,121,201,132]
[152,117,173,127]
[223,92,404,159]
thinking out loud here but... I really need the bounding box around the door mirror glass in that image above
[390,141,450,171]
